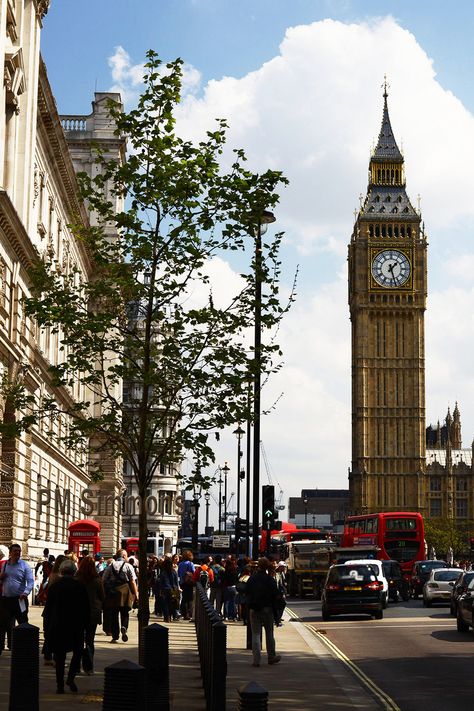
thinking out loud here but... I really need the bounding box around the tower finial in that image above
[382,74,390,99]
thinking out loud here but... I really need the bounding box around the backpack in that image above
[104,561,126,598]
[199,568,210,589]
[210,564,223,588]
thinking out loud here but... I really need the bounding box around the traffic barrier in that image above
[237,681,269,710]
[102,659,146,710]
[143,623,169,711]
[9,622,39,711]
[194,582,227,711]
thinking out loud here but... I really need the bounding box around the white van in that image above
[344,559,389,608]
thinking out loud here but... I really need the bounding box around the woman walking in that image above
[160,557,180,622]
[43,559,90,694]
[76,555,105,674]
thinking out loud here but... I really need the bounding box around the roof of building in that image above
[426,449,473,467]
[372,91,403,163]
[361,185,418,218]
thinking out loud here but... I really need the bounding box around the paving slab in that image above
[0,605,384,710]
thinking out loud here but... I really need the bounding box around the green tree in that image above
[0,51,292,631]
[424,517,466,558]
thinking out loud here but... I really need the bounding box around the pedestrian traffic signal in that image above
[262,485,275,525]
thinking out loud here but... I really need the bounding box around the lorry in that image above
[285,539,338,599]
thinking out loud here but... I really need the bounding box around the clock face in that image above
[371,249,411,288]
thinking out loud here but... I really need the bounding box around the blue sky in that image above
[43,1,474,114]
[40,2,474,516]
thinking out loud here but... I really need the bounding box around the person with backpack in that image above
[102,549,138,643]
[246,557,281,667]
[160,556,180,622]
[192,557,214,598]
[222,558,239,620]
[210,555,225,615]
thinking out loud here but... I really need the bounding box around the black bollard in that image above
[102,659,146,711]
[143,623,169,711]
[237,681,269,711]
[9,622,39,711]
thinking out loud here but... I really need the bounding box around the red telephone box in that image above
[68,519,101,556]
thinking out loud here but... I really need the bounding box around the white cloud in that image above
[108,46,201,107]
[109,17,474,501]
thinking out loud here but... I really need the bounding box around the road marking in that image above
[288,607,401,711]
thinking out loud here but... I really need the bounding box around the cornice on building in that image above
[37,57,92,274]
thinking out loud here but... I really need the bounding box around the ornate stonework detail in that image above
[34,0,50,19]
[4,48,26,113]
[0,482,14,494]
[0,511,13,525]
[33,165,40,206]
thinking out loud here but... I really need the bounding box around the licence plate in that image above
[344,586,361,591]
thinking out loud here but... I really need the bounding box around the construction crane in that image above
[260,441,285,512]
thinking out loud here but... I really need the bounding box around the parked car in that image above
[410,560,449,599]
[382,559,410,602]
[422,568,460,606]
[456,577,474,631]
[345,559,389,608]
[321,563,384,621]
[450,571,474,616]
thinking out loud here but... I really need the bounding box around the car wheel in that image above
[321,607,331,622]
[423,597,432,607]
[383,593,388,609]
[401,589,410,602]
[450,602,456,617]
[457,611,469,632]
[373,609,383,620]
[389,590,399,603]
[412,590,418,600]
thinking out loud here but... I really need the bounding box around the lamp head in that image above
[233,424,245,439]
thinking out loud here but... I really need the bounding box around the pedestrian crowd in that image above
[0,542,289,695]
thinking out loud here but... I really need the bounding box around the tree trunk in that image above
[138,488,150,657]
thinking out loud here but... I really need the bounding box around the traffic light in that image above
[262,485,275,526]
[235,517,247,541]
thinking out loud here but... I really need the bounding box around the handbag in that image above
[116,582,134,609]
[170,587,180,606]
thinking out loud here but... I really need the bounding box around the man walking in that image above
[245,557,281,667]
[0,543,34,655]
[102,549,138,643]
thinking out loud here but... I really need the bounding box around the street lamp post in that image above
[222,462,230,533]
[303,497,308,528]
[251,210,276,560]
[217,468,223,532]
[245,380,252,556]
[192,486,201,554]
[233,423,245,523]
[204,491,210,530]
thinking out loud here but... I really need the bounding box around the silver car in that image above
[423,568,461,607]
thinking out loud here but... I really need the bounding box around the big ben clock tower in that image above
[348,85,427,513]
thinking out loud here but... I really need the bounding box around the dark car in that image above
[450,570,474,616]
[321,563,384,621]
[410,560,449,599]
[456,577,474,632]
[382,559,410,602]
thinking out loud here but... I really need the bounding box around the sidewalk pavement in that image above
[0,604,382,710]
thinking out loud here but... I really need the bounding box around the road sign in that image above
[212,535,230,548]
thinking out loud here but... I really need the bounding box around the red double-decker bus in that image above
[259,522,324,555]
[342,511,425,573]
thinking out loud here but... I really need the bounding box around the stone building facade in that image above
[0,0,124,556]
[348,87,427,513]
[347,89,474,524]
[426,405,474,521]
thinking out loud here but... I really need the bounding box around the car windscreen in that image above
[419,561,448,572]
[433,570,460,581]
[329,565,377,583]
